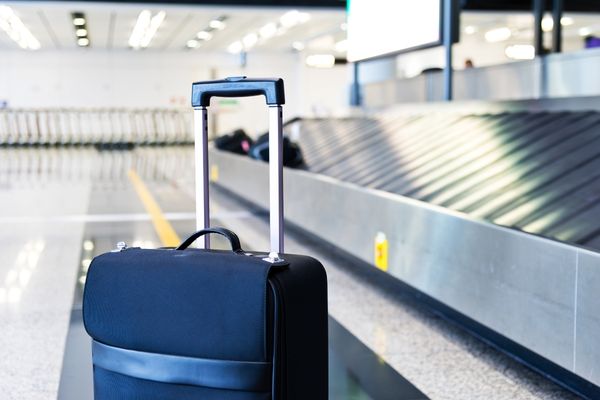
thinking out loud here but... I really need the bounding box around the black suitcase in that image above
[82,77,328,400]
[248,132,304,168]
[214,128,254,155]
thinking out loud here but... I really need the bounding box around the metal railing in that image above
[362,47,600,107]
[0,108,193,146]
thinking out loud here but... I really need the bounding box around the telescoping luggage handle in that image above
[191,77,285,262]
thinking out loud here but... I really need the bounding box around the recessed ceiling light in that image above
[292,41,305,51]
[242,33,258,49]
[77,37,89,46]
[280,10,310,29]
[227,41,243,54]
[305,54,335,68]
[75,28,87,37]
[259,23,277,39]
[196,31,212,41]
[542,16,553,32]
[340,23,347,31]
[579,27,592,36]
[561,17,574,26]
[73,17,86,26]
[505,44,535,60]
[209,19,226,30]
[464,25,477,35]
[186,39,199,48]
[485,27,511,43]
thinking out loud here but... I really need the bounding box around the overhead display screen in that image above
[347,0,443,62]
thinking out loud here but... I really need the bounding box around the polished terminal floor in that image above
[0,146,582,399]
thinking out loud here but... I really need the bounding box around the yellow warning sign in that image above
[210,165,219,182]
[374,232,388,271]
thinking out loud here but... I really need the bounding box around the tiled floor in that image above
[0,147,583,399]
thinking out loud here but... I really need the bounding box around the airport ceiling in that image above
[0,1,598,53]
[0,2,346,52]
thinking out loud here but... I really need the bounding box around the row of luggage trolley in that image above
[0,108,194,146]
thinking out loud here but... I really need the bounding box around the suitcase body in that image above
[83,77,328,399]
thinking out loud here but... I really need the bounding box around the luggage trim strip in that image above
[92,340,272,392]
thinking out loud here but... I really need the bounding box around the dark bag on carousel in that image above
[214,128,254,154]
[248,132,304,168]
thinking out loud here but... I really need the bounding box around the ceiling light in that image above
[209,19,226,30]
[579,27,592,37]
[0,6,41,50]
[129,10,150,48]
[485,27,511,43]
[298,12,310,24]
[186,39,199,48]
[196,31,212,41]
[464,25,477,35]
[129,10,165,49]
[280,10,310,29]
[340,23,347,31]
[242,32,258,49]
[227,41,243,54]
[259,22,277,39]
[505,44,535,60]
[71,13,90,47]
[140,11,165,48]
[276,26,288,36]
[305,54,335,68]
[186,16,226,49]
[334,39,348,53]
[561,17,574,26]
[292,41,305,51]
[542,16,553,32]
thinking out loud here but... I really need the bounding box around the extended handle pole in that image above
[194,106,210,249]
[269,105,284,257]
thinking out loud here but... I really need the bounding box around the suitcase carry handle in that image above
[191,76,285,107]
[176,227,243,253]
[192,77,285,262]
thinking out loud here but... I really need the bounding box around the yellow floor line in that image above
[128,169,181,247]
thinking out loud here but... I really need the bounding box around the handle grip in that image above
[176,227,243,253]
[191,76,285,107]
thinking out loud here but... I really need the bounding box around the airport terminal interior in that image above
[1,0,600,399]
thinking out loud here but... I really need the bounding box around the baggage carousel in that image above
[288,110,600,250]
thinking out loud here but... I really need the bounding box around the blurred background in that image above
[1,1,600,400]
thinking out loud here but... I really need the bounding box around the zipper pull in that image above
[112,241,128,252]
